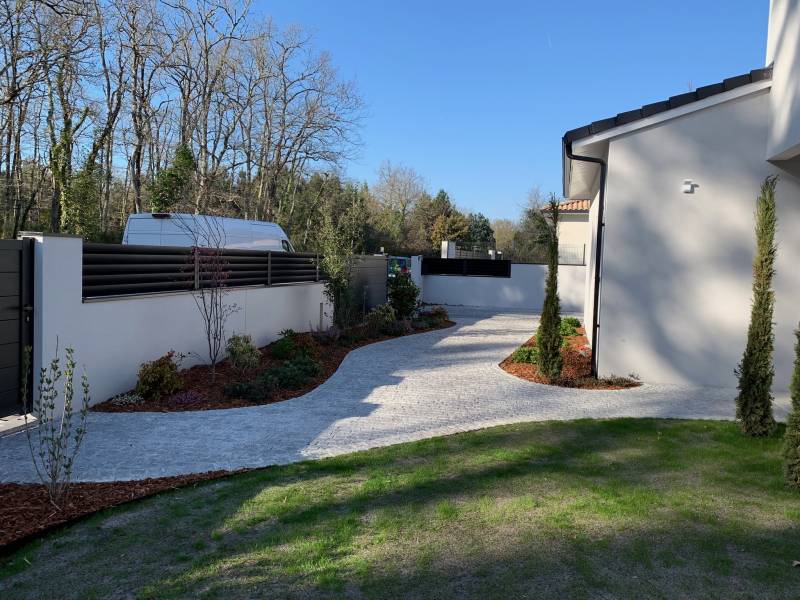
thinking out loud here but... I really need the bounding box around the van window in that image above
[281,240,293,252]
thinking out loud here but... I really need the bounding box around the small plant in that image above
[226,334,261,375]
[365,303,396,337]
[136,353,182,399]
[271,337,297,360]
[385,319,413,337]
[419,305,449,327]
[22,345,90,508]
[783,325,800,488]
[512,346,539,364]
[559,320,579,337]
[736,175,779,437]
[270,355,322,389]
[135,351,183,401]
[109,392,144,407]
[427,305,449,322]
[224,370,279,402]
[388,273,420,319]
[562,316,581,329]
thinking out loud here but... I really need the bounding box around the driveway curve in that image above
[0,307,788,482]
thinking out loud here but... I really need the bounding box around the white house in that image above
[562,0,800,393]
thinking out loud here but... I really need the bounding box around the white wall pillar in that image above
[410,255,424,299]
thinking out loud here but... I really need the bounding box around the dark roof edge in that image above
[563,67,772,144]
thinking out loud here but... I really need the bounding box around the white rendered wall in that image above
[557,213,589,248]
[27,234,331,408]
[766,0,800,160]
[597,89,800,391]
[583,192,600,345]
[421,264,585,313]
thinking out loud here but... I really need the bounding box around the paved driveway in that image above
[0,307,788,482]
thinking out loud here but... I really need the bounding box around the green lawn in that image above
[1,419,799,599]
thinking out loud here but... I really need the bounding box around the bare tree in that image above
[373,160,425,247]
[175,214,239,379]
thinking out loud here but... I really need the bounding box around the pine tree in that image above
[736,175,778,436]
[783,326,800,488]
[536,196,563,381]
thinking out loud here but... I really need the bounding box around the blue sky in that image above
[262,1,769,221]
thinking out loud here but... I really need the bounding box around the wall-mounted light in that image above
[682,179,695,194]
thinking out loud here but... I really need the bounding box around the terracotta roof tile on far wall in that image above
[542,199,590,213]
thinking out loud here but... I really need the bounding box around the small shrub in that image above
[388,274,420,319]
[271,337,297,360]
[224,381,261,402]
[562,316,581,329]
[22,345,90,508]
[419,305,449,327]
[559,320,578,337]
[385,319,413,337]
[136,351,183,400]
[512,346,539,364]
[110,392,144,407]
[226,334,261,374]
[428,305,449,322]
[224,371,278,402]
[365,304,396,337]
[270,355,322,389]
[279,328,297,339]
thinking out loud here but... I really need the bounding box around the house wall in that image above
[558,213,589,249]
[26,234,331,409]
[583,191,600,345]
[766,0,800,160]
[597,88,800,391]
[421,264,585,312]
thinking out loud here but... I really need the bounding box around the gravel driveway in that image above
[0,307,788,482]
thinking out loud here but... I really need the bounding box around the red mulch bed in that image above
[93,320,456,413]
[0,470,244,552]
[500,327,641,390]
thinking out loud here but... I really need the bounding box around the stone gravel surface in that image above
[0,307,788,482]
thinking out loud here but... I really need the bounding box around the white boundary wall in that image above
[419,262,585,313]
[27,234,331,407]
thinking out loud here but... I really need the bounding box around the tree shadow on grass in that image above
[4,419,797,599]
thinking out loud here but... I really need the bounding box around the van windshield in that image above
[281,239,294,252]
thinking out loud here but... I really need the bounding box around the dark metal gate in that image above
[0,239,33,417]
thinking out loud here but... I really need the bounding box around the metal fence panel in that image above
[421,258,511,278]
[83,243,321,299]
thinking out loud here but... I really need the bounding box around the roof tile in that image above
[563,67,772,144]
[543,199,590,213]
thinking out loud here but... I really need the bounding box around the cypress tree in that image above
[536,196,563,381]
[735,175,778,436]
[783,326,800,488]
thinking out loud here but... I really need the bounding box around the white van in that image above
[122,213,295,252]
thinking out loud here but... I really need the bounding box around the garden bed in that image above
[0,470,242,551]
[500,321,640,390]
[93,319,455,413]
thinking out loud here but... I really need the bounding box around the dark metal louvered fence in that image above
[83,243,321,299]
[421,258,511,277]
